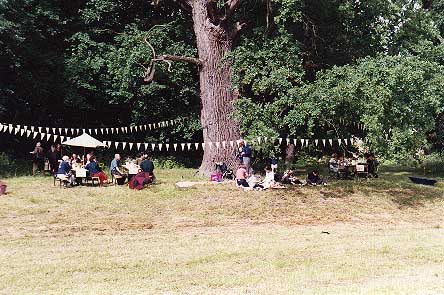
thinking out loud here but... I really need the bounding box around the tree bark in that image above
[191,0,241,175]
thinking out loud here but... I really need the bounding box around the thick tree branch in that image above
[155,54,204,66]
[207,0,221,25]
[221,0,242,22]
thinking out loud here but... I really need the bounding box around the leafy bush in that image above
[0,153,29,177]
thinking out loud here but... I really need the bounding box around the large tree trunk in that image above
[191,0,241,175]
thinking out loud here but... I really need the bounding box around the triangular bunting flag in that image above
[151,143,156,151]
[173,143,178,151]
[194,143,199,150]
[136,143,141,150]
[129,143,133,150]
[122,142,127,149]
[158,143,163,151]
[166,144,170,151]
[315,139,319,146]
[187,143,192,150]
[181,143,186,151]
[114,142,119,149]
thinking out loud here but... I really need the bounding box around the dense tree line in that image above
[1,0,444,165]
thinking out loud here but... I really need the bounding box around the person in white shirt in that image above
[261,166,276,189]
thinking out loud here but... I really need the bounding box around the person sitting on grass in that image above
[110,154,127,185]
[235,164,249,188]
[281,169,303,185]
[261,166,276,189]
[306,170,326,186]
[57,156,76,187]
[367,153,379,178]
[85,156,108,186]
[140,154,155,183]
[329,153,339,175]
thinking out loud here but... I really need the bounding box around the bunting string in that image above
[0,117,185,136]
[1,117,366,137]
[0,123,362,153]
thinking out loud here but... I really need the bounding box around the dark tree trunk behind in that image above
[191,0,241,175]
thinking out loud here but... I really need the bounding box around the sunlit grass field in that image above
[1,168,444,294]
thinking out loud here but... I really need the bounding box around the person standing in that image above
[239,140,252,175]
[47,145,59,175]
[30,142,44,176]
[56,144,62,160]
[271,156,278,173]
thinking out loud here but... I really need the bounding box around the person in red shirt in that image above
[235,164,249,187]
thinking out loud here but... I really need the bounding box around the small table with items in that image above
[123,163,140,181]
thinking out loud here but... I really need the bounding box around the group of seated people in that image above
[55,152,155,188]
[235,164,327,190]
[233,151,380,190]
[56,153,109,187]
[110,153,155,187]
[329,152,379,179]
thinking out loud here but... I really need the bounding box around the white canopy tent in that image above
[62,133,107,148]
[62,133,107,162]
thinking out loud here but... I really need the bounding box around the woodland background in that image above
[1,0,444,167]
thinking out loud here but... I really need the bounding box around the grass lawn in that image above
[1,168,444,294]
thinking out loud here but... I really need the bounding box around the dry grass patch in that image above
[1,168,444,294]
